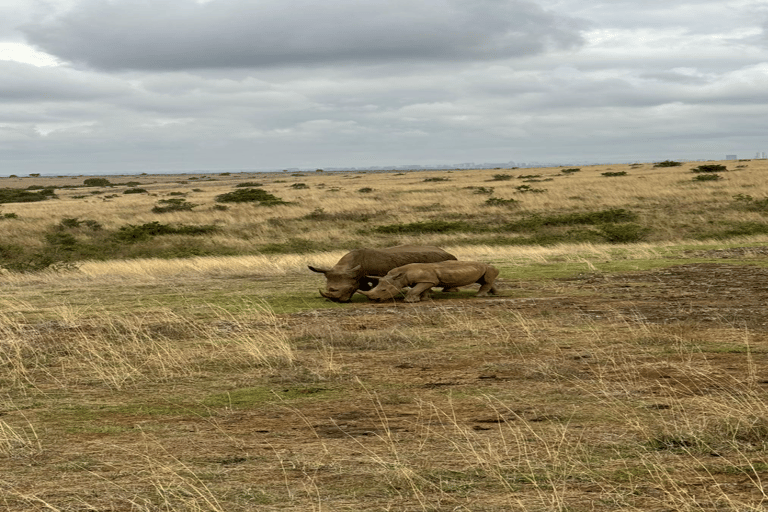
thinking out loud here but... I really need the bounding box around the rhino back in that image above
[361,246,456,276]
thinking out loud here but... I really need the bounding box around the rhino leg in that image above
[405,282,434,302]
[476,267,500,296]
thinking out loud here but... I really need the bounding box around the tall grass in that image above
[0,302,294,391]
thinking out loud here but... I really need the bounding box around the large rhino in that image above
[309,245,457,302]
[358,261,499,303]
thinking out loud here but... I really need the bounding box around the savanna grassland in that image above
[2,160,768,511]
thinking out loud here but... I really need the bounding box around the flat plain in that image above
[2,160,768,511]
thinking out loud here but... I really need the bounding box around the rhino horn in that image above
[357,289,372,297]
[308,265,329,274]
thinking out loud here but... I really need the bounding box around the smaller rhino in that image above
[358,261,499,303]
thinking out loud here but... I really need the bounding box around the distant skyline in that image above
[1,0,768,176]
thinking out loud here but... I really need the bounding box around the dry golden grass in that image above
[3,159,768,255]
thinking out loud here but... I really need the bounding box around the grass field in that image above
[2,160,768,510]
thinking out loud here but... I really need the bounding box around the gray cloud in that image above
[2,0,768,175]
[22,0,586,71]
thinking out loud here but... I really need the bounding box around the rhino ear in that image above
[308,265,329,274]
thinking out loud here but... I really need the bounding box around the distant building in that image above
[726,155,737,160]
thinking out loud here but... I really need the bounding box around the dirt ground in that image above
[5,258,768,510]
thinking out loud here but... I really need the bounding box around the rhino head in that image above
[308,264,365,303]
[356,276,401,302]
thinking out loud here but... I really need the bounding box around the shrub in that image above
[424,177,450,182]
[489,174,513,181]
[358,187,374,193]
[0,188,56,204]
[692,164,727,173]
[83,178,112,187]
[653,160,682,167]
[561,168,581,174]
[602,171,627,177]
[123,188,148,194]
[152,198,200,213]
[215,188,287,205]
[235,182,263,188]
[291,183,309,189]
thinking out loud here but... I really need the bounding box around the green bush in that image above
[358,187,374,193]
[0,188,56,204]
[215,188,287,205]
[692,164,727,173]
[152,198,200,213]
[291,183,309,189]
[561,168,581,174]
[653,160,682,167]
[83,178,112,187]
[602,171,627,177]
[489,174,513,181]
[123,188,148,194]
[424,177,450,182]
[235,182,263,188]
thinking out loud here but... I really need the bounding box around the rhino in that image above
[309,245,457,302]
[357,260,499,303]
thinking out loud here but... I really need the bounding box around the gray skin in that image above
[308,245,457,302]
[358,261,499,303]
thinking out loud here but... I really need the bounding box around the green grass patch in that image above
[504,208,638,231]
[370,220,475,234]
[203,386,336,408]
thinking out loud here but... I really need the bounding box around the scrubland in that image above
[2,160,768,510]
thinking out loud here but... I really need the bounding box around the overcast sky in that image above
[1,0,767,175]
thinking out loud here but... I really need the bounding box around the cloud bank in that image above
[0,0,766,175]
